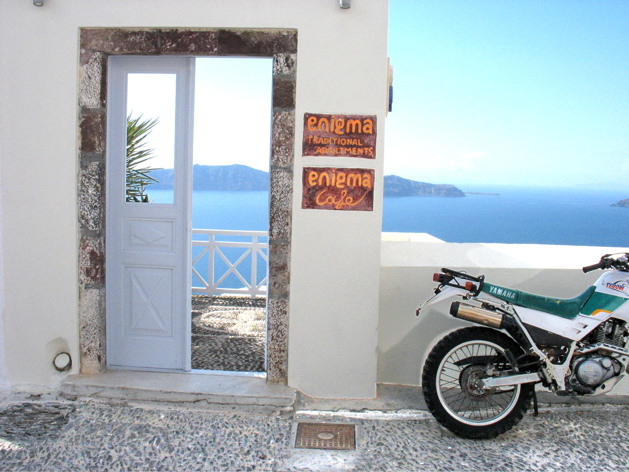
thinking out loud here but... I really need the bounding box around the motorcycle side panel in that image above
[609,301,629,322]
[516,306,604,341]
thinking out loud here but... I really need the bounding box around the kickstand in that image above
[532,390,539,417]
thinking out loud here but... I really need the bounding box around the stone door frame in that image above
[77,28,296,384]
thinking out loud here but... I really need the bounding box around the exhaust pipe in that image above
[450,302,504,329]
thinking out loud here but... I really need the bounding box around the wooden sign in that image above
[302,167,374,211]
[302,113,377,159]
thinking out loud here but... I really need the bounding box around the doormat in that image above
[295,422,356,450]
[0,403,75,440]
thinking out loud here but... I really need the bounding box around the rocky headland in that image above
[383,174,465,197]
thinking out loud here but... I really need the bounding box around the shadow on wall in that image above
[377,299,465,387]
[376,265,466,386]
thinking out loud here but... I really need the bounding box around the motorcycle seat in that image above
[481,283,596,319]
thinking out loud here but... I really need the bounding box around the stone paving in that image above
[191,296,266,372]
[2,398,629,471]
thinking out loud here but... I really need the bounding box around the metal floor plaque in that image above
[295,422,356,450]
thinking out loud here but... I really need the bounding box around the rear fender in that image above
[417,286,471,316]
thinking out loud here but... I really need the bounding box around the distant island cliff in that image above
[150,164,269,191]
[612,198,629,208]
[148,164,466,197]
[383,174,465,197]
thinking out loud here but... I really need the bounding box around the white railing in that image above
[191,229,269,298]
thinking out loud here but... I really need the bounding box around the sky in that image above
[127,58,273,172]
[385,0,629,189]
[193,58,273,170]
[128,1,629,191]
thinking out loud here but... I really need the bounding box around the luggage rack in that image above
[434,268,485,296]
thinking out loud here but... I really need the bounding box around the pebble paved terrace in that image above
[1,398,629,470]
[192,295,266,372]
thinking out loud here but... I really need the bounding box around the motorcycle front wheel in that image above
[422,327,534,439]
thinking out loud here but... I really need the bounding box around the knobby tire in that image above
[422,327,534,439]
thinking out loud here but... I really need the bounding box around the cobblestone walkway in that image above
[2,399,629,471]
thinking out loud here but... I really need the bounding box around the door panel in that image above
[124,218,175,252]
[126,267,174,335]
[106,56,194,371]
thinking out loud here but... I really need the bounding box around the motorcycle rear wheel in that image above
[422,327,534,439]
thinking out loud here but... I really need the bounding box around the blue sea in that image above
[149,186,629,289]
[147,186,629,247]
[382,185,629,248]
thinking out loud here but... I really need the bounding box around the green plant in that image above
[126,113,161,202]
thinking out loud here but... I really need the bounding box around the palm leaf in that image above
[126,113,161,202]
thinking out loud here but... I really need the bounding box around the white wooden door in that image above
[106,56,194,371]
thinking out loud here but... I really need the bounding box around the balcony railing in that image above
[191,229,268,298]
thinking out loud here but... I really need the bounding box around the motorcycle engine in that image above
[568,355,622,394]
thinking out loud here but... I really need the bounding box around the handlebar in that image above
[582,253,629,273]
[582,262,606,273]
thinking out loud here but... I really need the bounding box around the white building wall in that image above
[0,0,389,397]
[3,1,627,400]
[0,143,7,392]
[286,3,388,399]
[378,234,629,394]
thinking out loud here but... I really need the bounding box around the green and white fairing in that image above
[418,268,629,342]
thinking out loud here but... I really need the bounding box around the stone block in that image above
[266,298,288,384]
[273,53,297,76]
[78,161,103,233]
[159,29,218,55]
[79,111,105,154]
[269,168,293,242]
[273,76,296,110]
[79,236,105,286]
[217,29,297,56]
[79,51,107,109]
[268,241,290,300]
[78,287,106,374]
[271,110,295,168]
[80,28,159,60]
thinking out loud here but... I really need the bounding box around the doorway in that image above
[189,57,272,373]
[77,27,296,383]
[106,55,272,374]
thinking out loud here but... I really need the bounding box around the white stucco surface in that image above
[8,1,625,402]
[0,146,7,392]
[0,0,389,397]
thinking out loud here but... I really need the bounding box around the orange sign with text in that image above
[302,167,374,211]
[302,113,377,159]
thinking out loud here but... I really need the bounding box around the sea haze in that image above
[146,186,629,248]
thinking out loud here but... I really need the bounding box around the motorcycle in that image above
[416,253,629,439]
